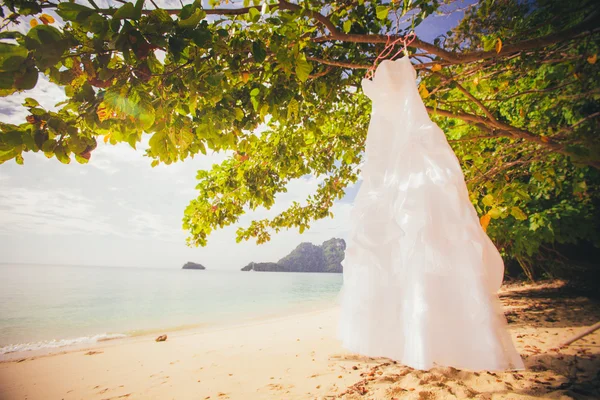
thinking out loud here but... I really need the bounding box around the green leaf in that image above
[343,151,354,164]
[25,25,66,69]
[0,43,28,72]
[250,96,259,111]
[0,32,24,40]
[25,25,63,49]
[402,0,412,16]
[0,131,23,148]
[532,171,544,181]
[248,7,261,23]
[252,41,267,63]
[482,36,496,52]
[482,194,494,207]
[54,145,70,164]
[14,67,38,90]
[0,147,20,164]
[138,101,156,130]
[295,56,313,82]
[343,20,352,33]
[149,8,173,24]
[287,98,299,121]
[511,207,527,221]
[179,8,205,28]
[179,4,194,20]
[41,139,56,153]
[20,131,36,151]
[0,72,15,91]
[489,207,501,219]
[75,155,90,164]
[259,104,269,120]
[206,73,224,87]
[56,2,95,21]
[11,1,41,15]
[68,136,88,154]
[146,53,164,74]
[192,28,212,48]
[23,98,39,107]
[234,108,244,121]
[168,37,186,62]
[376,6,389,21]
[113,3,138,20]
[134,0,145,18]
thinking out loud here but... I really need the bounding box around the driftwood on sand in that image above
[559,321,600,347]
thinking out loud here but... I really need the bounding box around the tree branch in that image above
[486,81,576,102]
[427,107,600,169]
[306,57,370,69]
[278,1,337,35]
[470,152,547,184]
[426,107,489,125]
[313,10,600,64]
[555,111,600,136]
[308,66,332,79]
[448,133,512,142]
[305,56,443,71]
[443,74,498,123]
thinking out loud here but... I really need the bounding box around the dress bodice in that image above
[358,56,438,165]
[361,57,417,101]
[360,57,428,123]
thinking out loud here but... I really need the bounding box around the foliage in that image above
[417,0,600,275]
[0,0,598,277]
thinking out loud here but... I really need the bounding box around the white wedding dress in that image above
[338,57,524,371]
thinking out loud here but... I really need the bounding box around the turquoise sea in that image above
[0,264,343,356]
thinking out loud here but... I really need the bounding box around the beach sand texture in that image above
[1,281,598,400]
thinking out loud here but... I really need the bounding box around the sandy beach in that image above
[0,280,598,400]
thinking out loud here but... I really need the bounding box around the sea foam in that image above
[0,333,127,355]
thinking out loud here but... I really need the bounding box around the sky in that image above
[0,1,468,270]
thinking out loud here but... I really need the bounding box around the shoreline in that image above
[0,298,339,363]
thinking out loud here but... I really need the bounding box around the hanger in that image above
[365,32,416,80]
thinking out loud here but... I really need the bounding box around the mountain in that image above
[321,238,347,273]
[241,262,285,272]
[182,262,206,270]
[241,238,346,273]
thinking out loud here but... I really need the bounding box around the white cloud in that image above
[90,158,120,175]
[128,211,183,240]
[0,76,66,124]
[0,187,117,236]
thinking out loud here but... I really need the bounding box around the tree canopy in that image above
[0,0,598,277]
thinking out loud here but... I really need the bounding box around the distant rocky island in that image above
[182,262,206,270]
[241,238,346,273]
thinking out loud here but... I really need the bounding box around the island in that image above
[182,262,206,270]
[241,262,284,272]
[241,238,346,273]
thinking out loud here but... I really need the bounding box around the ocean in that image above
[0,264,343,356]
